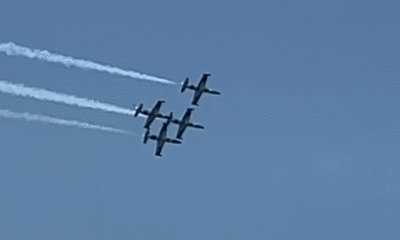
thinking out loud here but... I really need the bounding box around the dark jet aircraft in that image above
[181,73,221,106]
[143,112,182,157]
[134,100,169,128]
[171,108,204,139]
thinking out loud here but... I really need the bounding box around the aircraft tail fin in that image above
[181,78,189,93]
[166,112,173,125]
[134,103,143,117]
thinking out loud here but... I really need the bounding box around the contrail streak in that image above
[0,109,135,135]
[0,80,145,118]
[0,42,176,85]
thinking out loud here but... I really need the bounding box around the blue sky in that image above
[1,0,400,239]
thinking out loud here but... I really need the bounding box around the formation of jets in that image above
[134,73,220,157]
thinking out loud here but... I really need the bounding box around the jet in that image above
[181,73,221,106]
[143,112,182,157]
[171,108,204,139]
[133,100,170,129]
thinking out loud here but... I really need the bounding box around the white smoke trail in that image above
[0,80,145,118]
[0,109,135,135]
[0,42,176,85]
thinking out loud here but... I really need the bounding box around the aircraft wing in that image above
[176,123,188,139]
[191,90,203,106]
[155,139,165,157]
[152,101,164,112]
[198,74,210,89]
[181,108,193,123]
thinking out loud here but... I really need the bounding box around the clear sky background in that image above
[1,0,400,239]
